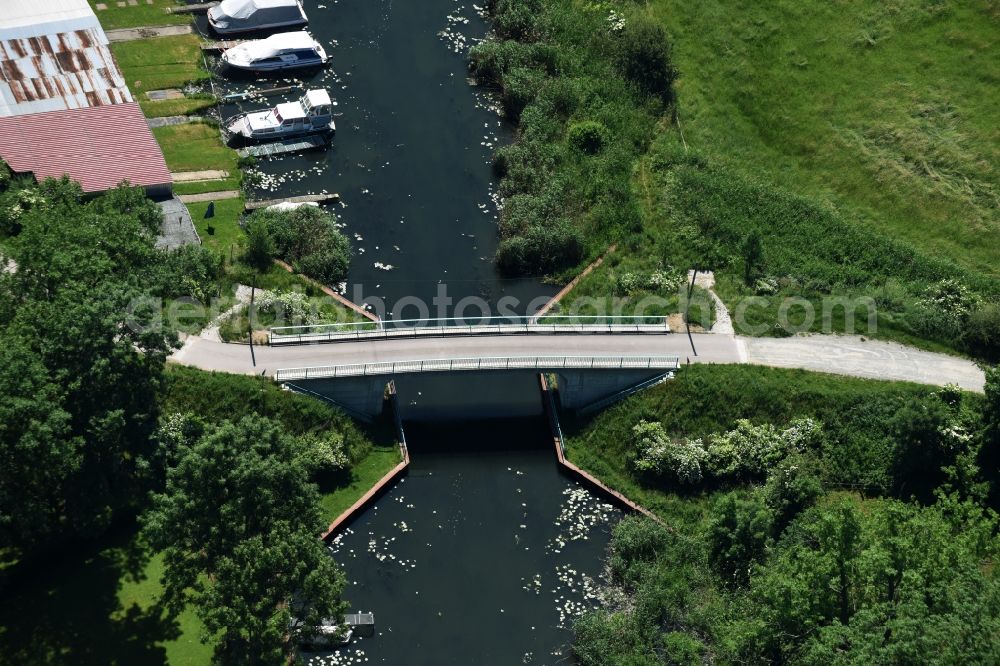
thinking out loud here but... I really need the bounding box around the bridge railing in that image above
[269,315,670,345]
[275,355,681,381]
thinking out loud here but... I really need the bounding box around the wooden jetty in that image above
[201,39,246,52]
[244,193,341,211]
[345,613,375,638]
[237,134,331,159]
[221,85,300,103]
[168,2,218,14]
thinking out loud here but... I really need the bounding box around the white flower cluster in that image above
[633,417,823,483]
[920,279,980,323]
[256,289,320,325]
[616,269,684,296]
[632,420,707,484]
[607,10,625,33]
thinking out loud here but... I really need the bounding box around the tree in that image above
[242,217,275,279]
[707,493,771,587]
[747,498,1000,664]
[741,231,763,285]
[763,453,822,534]
[617,19,678,101]
[0,336,77,546]
[144,416,346,663]
[0,178,175,550]
[980,367,1000,499]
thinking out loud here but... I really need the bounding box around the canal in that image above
[204,3,619,662]
[208,0,557,315]
[312,418,621,665]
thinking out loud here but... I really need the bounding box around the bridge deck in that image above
[274,355,681,381]
[173,333,728,378]
[269,322,670,345]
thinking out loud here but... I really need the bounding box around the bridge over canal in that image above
[170,317,987,419]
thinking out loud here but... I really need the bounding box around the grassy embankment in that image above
[478,0,999,357]
[562,364,997,662]
[0,366,400,665]
[562,364,943,516]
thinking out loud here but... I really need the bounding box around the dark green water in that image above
[211,0,557,315]
[311,419,621,666]
[206,4,621,662]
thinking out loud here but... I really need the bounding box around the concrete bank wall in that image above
[538,374,667,527]
[321,383,410,540]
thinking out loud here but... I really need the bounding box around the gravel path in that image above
[743,334,985,392]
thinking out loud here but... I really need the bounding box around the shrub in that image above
[501,67,545,120]
[492,0,541,41]
[616,19,678,100]
[964,303,1000,361]
[706,418,821,480]
[496,221,583,275]
[631,420,707,484]
[567,121,608,154]
[297,432,349,473]
[246,207,351,286]
[763,454,822,533]
[707,493,771,587]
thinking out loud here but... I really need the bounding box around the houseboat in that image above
[225,89,335,143]
[221,31,328,72]
[208,0,308,36]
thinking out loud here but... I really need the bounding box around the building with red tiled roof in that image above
[0,102,171,197]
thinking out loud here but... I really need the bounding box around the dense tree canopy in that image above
[144,416,346,664]
[244,206,351,286]
[0,178,184,550]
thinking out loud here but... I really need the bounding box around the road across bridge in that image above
[171,329,987,419]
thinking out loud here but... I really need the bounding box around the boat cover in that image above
[227,31,317,60]
[210,0,305,28]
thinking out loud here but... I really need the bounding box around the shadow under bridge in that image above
[275,355,680,421]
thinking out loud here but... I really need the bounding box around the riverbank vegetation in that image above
[563,364,1000,663]
[476,0,1000,359]
[0,176,396,662]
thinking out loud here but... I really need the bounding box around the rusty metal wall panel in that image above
[0,24,132,116]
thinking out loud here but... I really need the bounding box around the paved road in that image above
[170,332,987,391]
[172,333,740,374]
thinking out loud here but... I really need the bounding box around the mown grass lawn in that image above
[140,95,217,119]
[112,34,209,94]
[318,447,403,522]
[645,0,999,279]
[89,0,191,30]
[153,122,238,177]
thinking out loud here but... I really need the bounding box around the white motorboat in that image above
[208,0,308,36]
[221,31,328,72]
[225,89,335,142]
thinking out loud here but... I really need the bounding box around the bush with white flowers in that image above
[255,290,319,326]
[632,420,707,484]
[706,417,822,480]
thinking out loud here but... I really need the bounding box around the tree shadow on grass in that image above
[0,524,181,666]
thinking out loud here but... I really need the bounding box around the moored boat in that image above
[224,89,335,143]
[208,0,308,36]
[221,31,328,72]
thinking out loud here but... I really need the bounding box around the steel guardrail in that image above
[274,355,681,381]
[269,316,671,345]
